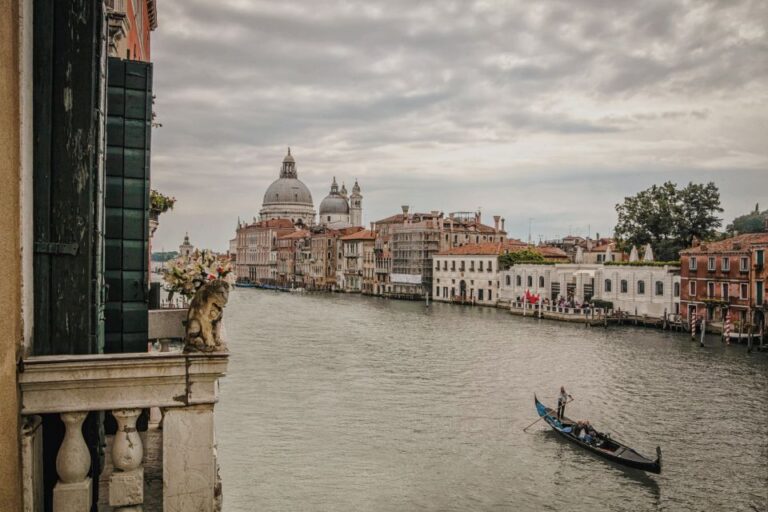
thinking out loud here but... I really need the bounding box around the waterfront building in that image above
[432,240,527,305]
[594,264,681,317]
[308,226,363,290]
[259,149,316,226]
[179,232,194,257]
[340,229,376,292]
[276,229,310,287]
[680,234,768,332]
[377,207,507,299]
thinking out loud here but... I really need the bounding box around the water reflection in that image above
[218,290,768,512]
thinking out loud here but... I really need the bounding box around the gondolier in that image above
[557,386,572,420]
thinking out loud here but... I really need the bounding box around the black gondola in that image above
[534,395,662,474]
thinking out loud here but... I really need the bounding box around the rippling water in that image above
[217,289,768,512]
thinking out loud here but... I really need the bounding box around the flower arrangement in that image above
[150,189,176,215]
[162,249,235,301]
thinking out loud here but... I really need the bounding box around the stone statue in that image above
[184,279,230,353]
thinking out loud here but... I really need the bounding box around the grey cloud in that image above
[150,0,768,250]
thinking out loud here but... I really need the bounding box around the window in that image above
[689,281,696,296]
[478,289,484,301]
[655,281,664,296]
[460,261,465,271]
[604,279,612,292]
[757,250,765,268]
[539,276,545,288]
[740,283,748,299]
[470,261,475,271]
[757,281,764,306]
[451,261,456,271]
[740,257,749,272]
[435,260,440,270]
[489,290,493,301]
[479,261,484,271]
[443,261,447,271]
[527,276,533,287]
[506,275,511,285]
[689,257,697,270]
[637,280,645,294]
[516,275,522,286]
[721,283,728,300]
[620,280,628,293]
[707,282,714,298]
[722,257,730,271]
[708,257,715,271]
[674,282,680,297]
[487,261,493,272]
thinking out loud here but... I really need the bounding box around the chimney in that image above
[692,236,701,248]
[501,217,505,231]
[493,215,500,233]
[401,205,410,224]
[370,222,375,233]
[475,211,481,224]
[596,232,600,241]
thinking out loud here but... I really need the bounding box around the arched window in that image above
[637,280,645,294]
[506,275,511,286]
[655,281,664,296]
[674,282,680,297]
[527,276,533,287]
[516,275,521,286]
[605,279,612,292]
[539,276,545,288]
[620,280,628,293]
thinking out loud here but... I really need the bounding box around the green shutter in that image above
[104,58,152,353]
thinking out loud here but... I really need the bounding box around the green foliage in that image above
[604,260,680,267]
[151,251,179,262]
[150,189,176,214]
[614,181,722,261]
[591,299,613,309]
[726,203,767,234]
[498,249,545,270]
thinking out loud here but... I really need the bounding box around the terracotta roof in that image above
[278,229,309,240]
[536,246,569,259]
[341,229,376,241]
[438,240,527,256]
[680,233,768,254]
[252,218,294,229]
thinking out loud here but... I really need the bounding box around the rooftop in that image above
[341,229,376,241]
[680,233,768,254]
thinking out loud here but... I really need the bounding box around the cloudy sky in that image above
[150,0,767,252]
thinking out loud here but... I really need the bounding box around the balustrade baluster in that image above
[53,411,91,512]
[110,409,144,511]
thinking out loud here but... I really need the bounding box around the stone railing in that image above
[18,310,228,512]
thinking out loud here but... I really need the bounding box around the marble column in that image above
[163,404,216,512]
[109,409,144,511]
[53,412,91,512]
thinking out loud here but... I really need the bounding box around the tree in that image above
[726,203,767,234]
[498,248,546,270]
[614,181,722,261]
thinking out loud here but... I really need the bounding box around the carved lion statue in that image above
[184,279,230,353]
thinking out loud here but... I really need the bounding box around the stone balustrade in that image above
[18,351,228,512]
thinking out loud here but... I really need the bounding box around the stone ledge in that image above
[19,352,229,415]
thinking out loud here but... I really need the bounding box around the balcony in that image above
[19,311,228,512]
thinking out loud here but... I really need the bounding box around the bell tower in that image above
[350,179,363,227]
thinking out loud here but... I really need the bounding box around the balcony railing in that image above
[19,310,228,512]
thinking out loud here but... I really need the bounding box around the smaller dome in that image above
[320,195,349,215]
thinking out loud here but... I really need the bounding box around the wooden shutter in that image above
[104,58,152,353]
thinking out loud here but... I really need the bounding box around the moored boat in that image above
[534,395,661,474]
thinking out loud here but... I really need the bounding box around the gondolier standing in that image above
[557,386,572,420]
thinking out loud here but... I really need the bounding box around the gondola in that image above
[534,395,661,474]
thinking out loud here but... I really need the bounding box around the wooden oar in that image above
[522,397,574,432]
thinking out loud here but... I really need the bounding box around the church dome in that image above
[319,177,349,215]
[261,148,313,206]
[262,178,313,206]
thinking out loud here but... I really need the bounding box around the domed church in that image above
[318,177,362,227]
[259,148,316,226]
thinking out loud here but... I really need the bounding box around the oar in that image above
[522,397,574,432]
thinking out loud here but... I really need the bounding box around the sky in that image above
[150,0,768,252]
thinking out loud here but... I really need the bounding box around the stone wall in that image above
[0,0,23,506]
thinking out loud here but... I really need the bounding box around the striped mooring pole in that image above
[691,312,697,340]
[724,312,732,345]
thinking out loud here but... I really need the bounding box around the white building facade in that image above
[500,263,681,318]
[432,250,500,305]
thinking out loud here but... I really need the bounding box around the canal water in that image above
[217,289,768,512]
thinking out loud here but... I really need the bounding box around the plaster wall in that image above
[0,0,24,506]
